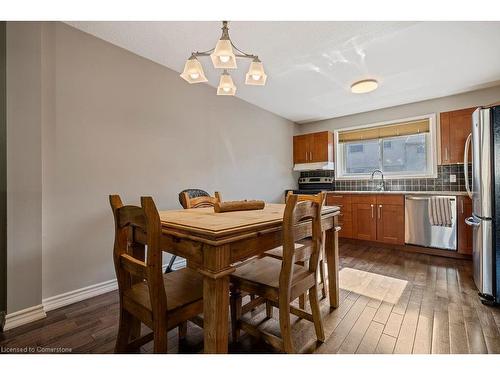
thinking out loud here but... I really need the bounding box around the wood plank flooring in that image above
[1,242,499,354]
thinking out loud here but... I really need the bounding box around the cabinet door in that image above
[458,196,473,254]
[310,131,333,163]
[376,204,405,244]
[440,108,475,165]
[448,108,474,164]
[293,135,309,164]
[352,203,377,241]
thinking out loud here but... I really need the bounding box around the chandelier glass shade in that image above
[180,56,208,84]
[180,21,266,96]
[217,71,237,96]
[210,39,237,69]
[245,59,267,86]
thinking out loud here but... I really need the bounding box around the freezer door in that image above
[466,215,493,296]
[471,108,492,219]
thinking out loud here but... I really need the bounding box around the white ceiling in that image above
[66,21,500,123]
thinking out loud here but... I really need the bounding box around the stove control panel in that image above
[299,177,334,184]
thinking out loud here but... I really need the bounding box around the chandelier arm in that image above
[192,52,212,57]
[229,40,256,58]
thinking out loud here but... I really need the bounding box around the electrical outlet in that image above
[450,174,456,183]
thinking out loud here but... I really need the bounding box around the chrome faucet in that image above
[371,169,385,191]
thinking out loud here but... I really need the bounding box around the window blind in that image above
[338,119,430,143]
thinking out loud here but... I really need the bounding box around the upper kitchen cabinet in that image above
[440,107,476,164]
[293,134,310,164]
[293,131,334,169]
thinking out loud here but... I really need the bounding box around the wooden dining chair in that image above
[110,194,204,353]
[264,191,327,309]
[180,190,221,209]
[163,189,221,274]
[230,193,326,353]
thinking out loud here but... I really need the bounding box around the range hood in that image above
[293,162,335,172]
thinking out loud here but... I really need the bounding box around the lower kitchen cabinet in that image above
[326,193,352,238]
[352,202,377,241]
[377,203,405,244]
[458,195,473,254]
[331,193,405,244]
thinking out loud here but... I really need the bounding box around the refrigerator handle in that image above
[465,216,480,227]
[464,133,473,199]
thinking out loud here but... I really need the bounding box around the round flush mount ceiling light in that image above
[351,79,378,94]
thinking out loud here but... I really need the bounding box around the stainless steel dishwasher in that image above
[404,195,457,250]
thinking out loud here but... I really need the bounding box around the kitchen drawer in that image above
[351,194,377,205]
[326,193,352,211]
[376,194,404,206]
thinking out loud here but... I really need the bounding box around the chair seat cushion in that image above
[124,267,203,313]
[231,256,313,290]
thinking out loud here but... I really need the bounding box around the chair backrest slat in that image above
[120,253,148,279]
[182,191,221,209]
[116,205,147,229]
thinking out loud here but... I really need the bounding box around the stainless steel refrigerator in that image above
[464,105,500,305]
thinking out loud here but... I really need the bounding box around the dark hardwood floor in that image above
[2,242,500,354]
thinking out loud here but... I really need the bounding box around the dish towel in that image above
[428,196,453,227]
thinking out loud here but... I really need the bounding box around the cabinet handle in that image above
[461,199,464,214]
[445,147,449,161]
[309,151,313,161]
[305,151,308,161]
[371,204,374,219]
[378,205,382,219]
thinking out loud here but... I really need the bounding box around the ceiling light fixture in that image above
[351,79,378,94]
[180,21,267,96]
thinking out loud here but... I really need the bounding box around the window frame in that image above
[334,114,438,180]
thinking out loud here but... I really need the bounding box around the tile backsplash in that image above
[300,164,472,192]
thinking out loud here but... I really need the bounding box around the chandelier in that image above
[180,21,267,96]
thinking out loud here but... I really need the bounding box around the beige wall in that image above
[297,85,500,134]
[7,22,297,312]
[6,22,43,313]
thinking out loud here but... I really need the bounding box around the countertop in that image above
[325,190,469,196]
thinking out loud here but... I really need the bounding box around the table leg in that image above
[325,218,340,308]
[202,245,231,354]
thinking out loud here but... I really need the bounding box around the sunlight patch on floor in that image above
[339,267,408,304]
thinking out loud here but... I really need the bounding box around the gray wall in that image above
[7,22,297,312]
[6,22,43,313]
[0,21,7,322]
[297,85,500,134]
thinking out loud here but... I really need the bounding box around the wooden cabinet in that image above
[352,202,377,241]
[293,131,333,164]
[376,195,405,245]
[457,195,473,254]
[337,194,405,244]
[293,134,309,164]
[327,194,352,238]
[440,107,475,165]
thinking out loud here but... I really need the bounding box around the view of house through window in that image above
[337,116,435,179]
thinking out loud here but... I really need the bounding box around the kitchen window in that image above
[335,115,437,179]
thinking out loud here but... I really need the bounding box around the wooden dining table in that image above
[135,202,340,353]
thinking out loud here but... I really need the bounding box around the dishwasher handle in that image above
[405,196,455,201]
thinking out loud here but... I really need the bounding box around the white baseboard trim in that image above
[42,278,118,312]
[5,259,188,330]
[42,259,186,313]
[4,305,46,331]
